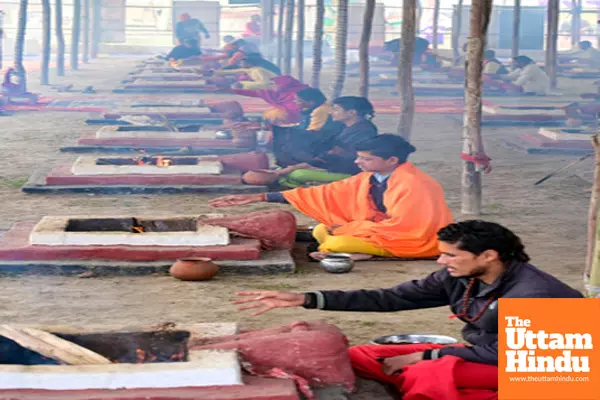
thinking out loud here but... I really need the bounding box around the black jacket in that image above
[304,262,583,365]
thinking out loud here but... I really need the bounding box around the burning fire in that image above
[156,156,172,167]
[132,226,144,233]
[133,344,186,364]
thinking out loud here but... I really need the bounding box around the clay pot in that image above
[169,258,218,281]
[243,170,280,185]
[219,152,269,172]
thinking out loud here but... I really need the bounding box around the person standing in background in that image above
[175,13,210,47]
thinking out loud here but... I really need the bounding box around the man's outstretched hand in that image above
[381,353,424,375]
[209,194,264,208]
[233,290,305,316]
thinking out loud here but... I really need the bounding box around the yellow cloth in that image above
[215,67,277,90]
[306,104,332,131]
[262,107,290,124]
[312,224,394,256]
[483,60,503,74]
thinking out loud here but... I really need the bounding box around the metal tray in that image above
[371,334,459,345]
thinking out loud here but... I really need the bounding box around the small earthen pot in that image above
[242,170,280,185]
[169,257,218,281]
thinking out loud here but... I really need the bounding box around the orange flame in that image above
[156,156,172,167]
[132,226,144,233]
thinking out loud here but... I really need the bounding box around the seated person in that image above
[420,47,443,71]
[183,39,261,68]
[165,38,202,61]
[559,40,600,66]
[213,55,279,90]
[232,75,309,125]
[210,134,454,259]
[501,55,551,95]
[384,37,430,66]
[233,220,583,400]
[483,49,508,76]
[276,96,379,188]
[2,68,27,94]
[272,88,342,168]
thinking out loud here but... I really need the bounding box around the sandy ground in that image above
[0,57,592,398]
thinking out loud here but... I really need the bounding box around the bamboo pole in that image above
[311,0,325,88]
[572,0,581,46]
[359,0,376,97]
[586,135,600,298]
[71,0,81,70]
[276,0,285,68]
[546,0,559,89]
[283,0,295,75]
[452,0,464,65]
[41,0,51,85]
[83,0,90,63]
[331,0,349,99]
[296,0,305,82]
[397,0,416,140]
[91,0,101,59]
[55,0,65,75]
[512,0,521,59]
[461,0,492,215]
[432,0,440,50]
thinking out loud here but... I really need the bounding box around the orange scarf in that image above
[282,162,453,257]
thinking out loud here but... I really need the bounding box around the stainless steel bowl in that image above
[320,253,354,274]
[215,130,232,140]
[370,334,459,345]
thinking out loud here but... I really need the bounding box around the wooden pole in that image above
[276,0,285,68]
[41,0,51,85]
[55,0,65,75]
[512,0,521,59]
[0,326,112,365]
[331,0,349,99]
[546,0,559,89]
[71,0,81,70]
[359,0,375,97]
[311,0,325,88]
[452,0,464,65]
[14,0,28,77]
[572,0,581,46]
[0,11,5,71]
[460,0,492,215]
[91,0,101,59]
[397,0,416,140]
[283,0,294,75]
[432,0,440,50]
[83,0,90,63]
[296,0,305,81]
[586,135,600,297]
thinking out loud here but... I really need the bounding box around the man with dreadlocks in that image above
[231,220,583,399]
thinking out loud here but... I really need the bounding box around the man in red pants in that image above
[233,220,583,399]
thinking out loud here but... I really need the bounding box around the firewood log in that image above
[0,325,112,365]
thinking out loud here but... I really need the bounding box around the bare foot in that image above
[309,252,374,261]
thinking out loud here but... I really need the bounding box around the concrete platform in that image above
[71,157,224,176]
[84,118,224,126]
[502,137,594,155]
[538,127,597,141]
[0,376,300,399]
[23,167,266,195]
[0,223,262,262]
[77,132,244,149]
[59,145,254,156]
[95,126,220,140]
[102,111,220,120]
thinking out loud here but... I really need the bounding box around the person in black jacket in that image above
[233,220,583,399]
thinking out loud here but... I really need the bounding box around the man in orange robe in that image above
[210,134,453,259]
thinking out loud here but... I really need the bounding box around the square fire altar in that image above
[0,322,299,399]
[62,126,256,155]
[23,155,266,194]
[0,215,295,275]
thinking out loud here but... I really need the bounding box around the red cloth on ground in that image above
[349,344,498,400]
[200,210,297,250]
